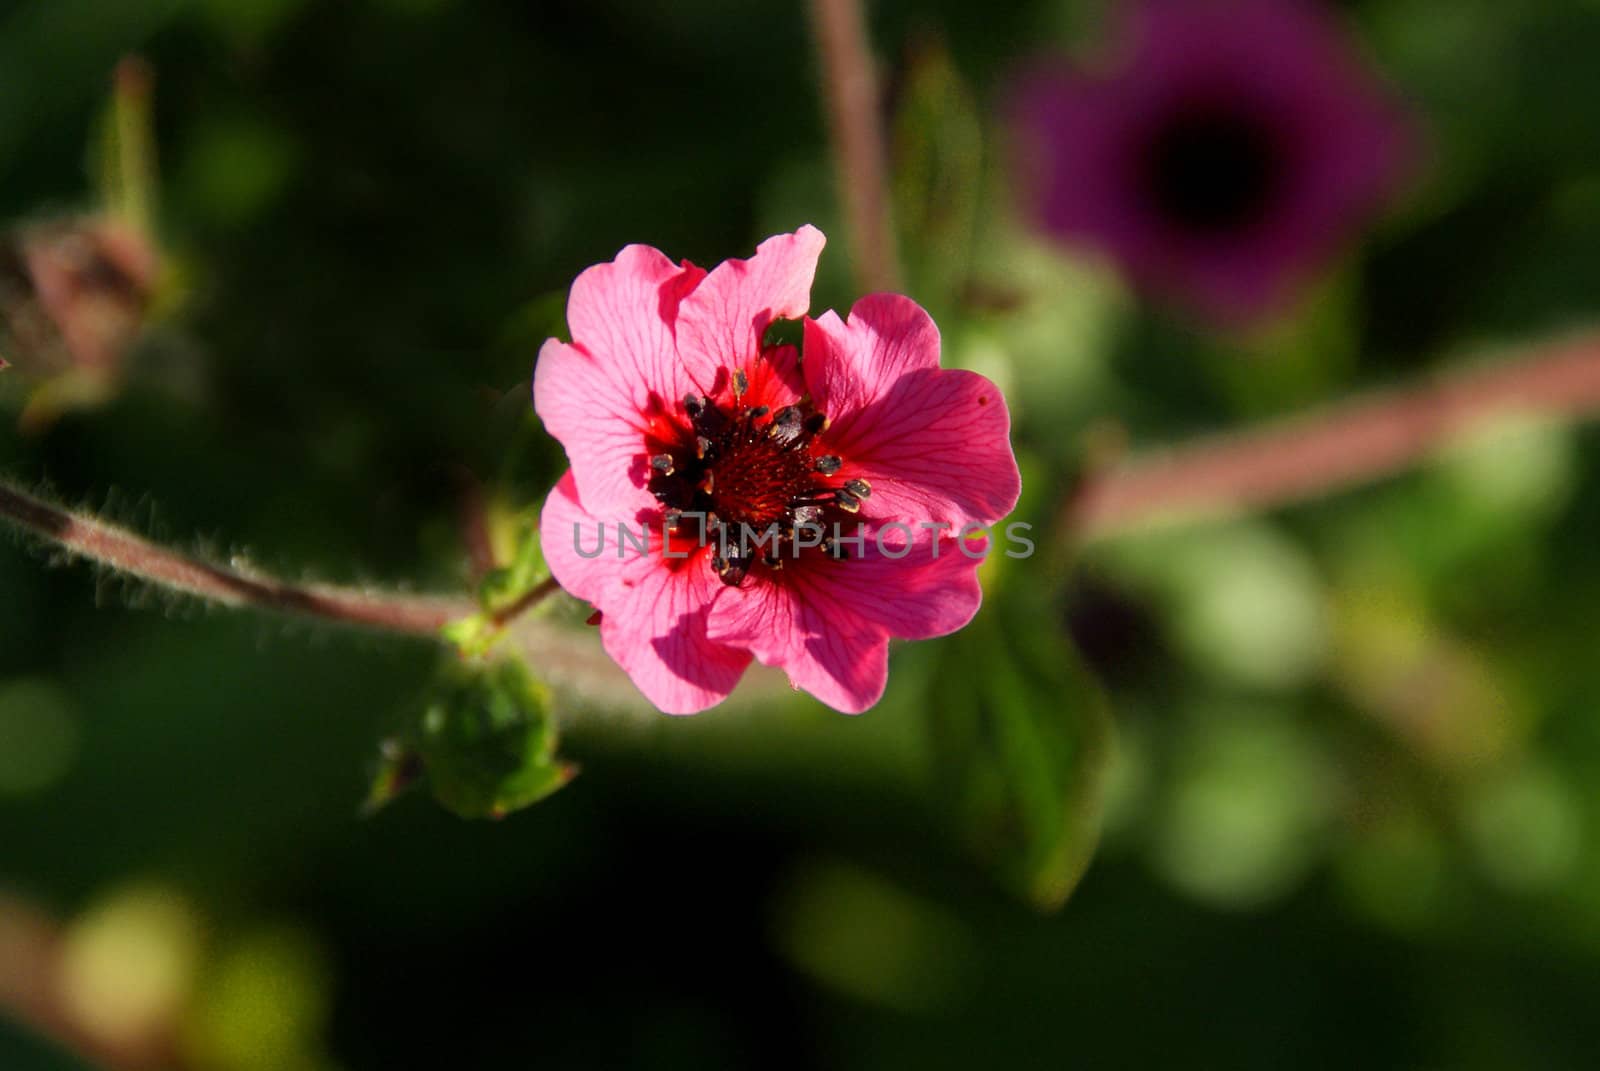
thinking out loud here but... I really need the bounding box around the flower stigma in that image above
[645,368,871,586]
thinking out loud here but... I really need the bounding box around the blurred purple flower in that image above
[1010,0,1417,326]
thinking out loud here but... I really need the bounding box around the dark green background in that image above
[5,0,1600,1067]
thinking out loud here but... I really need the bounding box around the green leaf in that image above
[927,587,1113,910]
[926,446,1111,910]
[476,503,548,618]
[368,658,575,820]
[439,612,501,660]
[891,35,984,314]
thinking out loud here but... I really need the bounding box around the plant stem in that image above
[809,0,901,292]
[8,334,1599,643]
[1068,331,1600,541]
[491,575,561,627]
[0,481,475,635]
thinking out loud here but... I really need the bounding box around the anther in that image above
[714,552,750,586]
[748,405,769,419]
[769,410,806,449]
[843,478,871,498]
[683,394,703,418]
[834,490,861,513]
[815,455,842,475]
[696,435,714,460]
[650,454,675,475]
[732,368,748,397]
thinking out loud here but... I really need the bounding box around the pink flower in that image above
[534,226,1021,714]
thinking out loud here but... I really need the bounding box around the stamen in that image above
[714,552,750,587]
[768,407,804,448]
[646,389,870,586]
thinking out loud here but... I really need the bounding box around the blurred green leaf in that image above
[477,502,547,618]
[927,581,1113,911]
[891,35,983,314]
[368,657,575,820]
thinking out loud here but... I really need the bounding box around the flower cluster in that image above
[534,227,1020,713]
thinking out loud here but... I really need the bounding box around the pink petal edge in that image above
[541,471,752,715]
[534,245,709,520]
[706,529,986,714]
[674,225,826,383]
[805,294,1022,531]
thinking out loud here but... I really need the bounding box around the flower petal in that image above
[566,243,711,402]
[599,543,752,715]
[809,526,989,641]
[541,472,750,714]
[538,470,621,604]
[675,226,826,379]
[705,530,986,714]
[805,295,1021,530]
[534,246,710,520]
[803,293,939,416]
[708,574,889,714]
[533,338,663,523]
[742,343,806,412]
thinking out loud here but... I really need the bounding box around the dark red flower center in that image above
[646,370,869,587]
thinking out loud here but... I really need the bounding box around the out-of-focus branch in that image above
[1068,331,1600,541]
[809,0,901,292]
[0,480,475,635]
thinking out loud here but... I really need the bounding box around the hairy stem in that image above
[1068,331,1600,541]
[7,335,1599,643]
[0,480,476,635]
[809,0,901,292]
